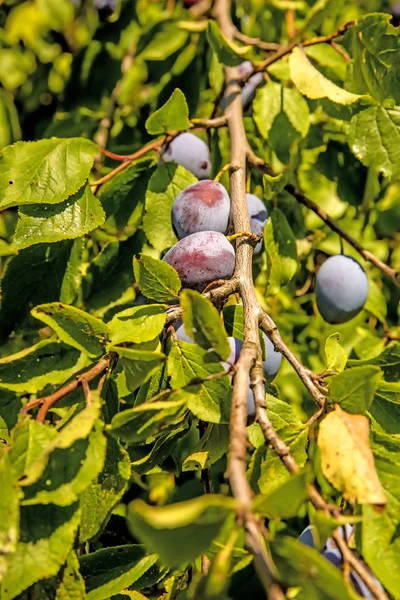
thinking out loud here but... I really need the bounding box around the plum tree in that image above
[299,525,383,598]
[222,61,263,109]
[172,180,231,239]
[162,231,236,291]
[161,133,211,179]
[246,193,268,254]
[315,255,369,324]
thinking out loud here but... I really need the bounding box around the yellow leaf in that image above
[318,406,386,508]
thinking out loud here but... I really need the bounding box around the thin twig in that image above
[288,185,400,286]
[233,29,280,51]
[21,357,111,422]
[93,44,136,170]
[242,21,356,83]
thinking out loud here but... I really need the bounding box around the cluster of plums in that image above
[161,131,369,325]
[299,525,383,598]
[161,136,280,414]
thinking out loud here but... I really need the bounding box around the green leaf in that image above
[343,13,400,103]
[364,278,387,322]
[271,536,359,599]
[253,470,310,518]
[108,305,166,345]
[329,365,382,413]
[168,341,231,423]
[362,431,400,597]
[182,424,229,471]
[111,346,166,392]
[0,137,97,210]
[258,397,308,493]
[264,208,298,294]
[325,333,347,373]
[142,163,197,253]
[13,184,105,250]
[369,381,400,435]
[127,495,235,567]
[109,392,187,444]
[79,545,158,600]
[289,47,362,105]
[55,551,86,600]
[19,394,102,486]
[348,104,400,179]
[207,21,251,66]
[134,254,181,302]
[21,424,106,507]
[1,503,81,600]
[254,81,310,140]
[0,240,72,342]
[0,453,20,580]
[79,435,131,542]
[0,339,87,394]
[60,238,86,305]
[130,421,189,475]
[32,303,109,358]
[348,342,400,382]
[180,290,231,360]
[8,418,58,478]
[145,89,190,135]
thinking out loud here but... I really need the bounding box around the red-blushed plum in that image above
[222,61,263,110]
[183,0,202,5]
[172,180,231,239]
[246,193,268,254]
[315,255,369,324]
[299,525,383,598]
[162,231,236,291]
[161,133,211,179]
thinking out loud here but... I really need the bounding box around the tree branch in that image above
[214,1,286,597]
[21,356,111,423]
[241,21,356,84]
[287,185,400,286]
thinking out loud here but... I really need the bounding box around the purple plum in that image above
[161,133,211,179]
[222,61,263,110]
[172,180,231,239]
[162,231,236,291]
[299,525,384,598]
[246,193,268,254]
[315,255,369,324]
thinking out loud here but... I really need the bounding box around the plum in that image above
[172,180,231,239]
[299,525,383,598]
[183,0,202,5]
[161,133,211,179]
[225,331,281,417]
[95,0,116,17]
[162,231,235,291]
[246,193,268,254]
[222,61,263,110]
[315,255,369,324]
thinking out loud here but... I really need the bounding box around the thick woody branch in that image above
[214,0,286,597]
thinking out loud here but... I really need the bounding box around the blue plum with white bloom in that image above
[315,255,369,324]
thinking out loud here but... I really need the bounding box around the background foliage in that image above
[0,0,399,598]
